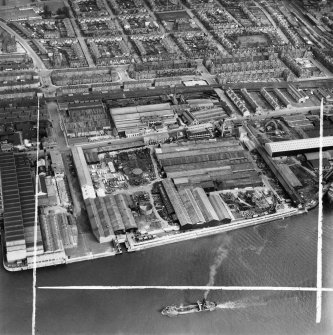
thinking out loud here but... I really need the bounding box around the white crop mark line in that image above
[32,96,40,335]
[38,285,333,292]
[316,99,324,323]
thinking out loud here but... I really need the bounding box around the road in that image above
[0,21,60,92]
[255,2,289,44]
[182,3,230,56]
[214,88,240,116]
[283,0,328,49]
[47,101,69,150]
[223,77,333,89]
[308,57,333,77]
[0,21,46,70]
[101,0,141,63]
[63,0,96,67]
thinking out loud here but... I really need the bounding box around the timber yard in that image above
[0,0,333,271]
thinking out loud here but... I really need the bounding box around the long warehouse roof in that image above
[265,136,333,156]
[110,103,171,115]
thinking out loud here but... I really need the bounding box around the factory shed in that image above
[110,103,176,134]
[304,152,330,170]
[38,175,48,194]
[162,179,193,230]
[95,197,115,240]
[0,152,44,263]
[0,153,27,262]
[187,99,215,109]
[72,146,95,199]
[114,193,137,232]
[85,198,108,243]
[103,195,126,233]
[179,189,205,225]
[157,182,175,215]
[209,193,233,224]
[277,164,302,188]
[84,151,99,164]
[192,187,219,224]
[50,150,65,174]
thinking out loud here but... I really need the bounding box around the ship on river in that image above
[161,299,217,317]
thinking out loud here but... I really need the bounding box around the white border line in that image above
[37,285,333,292]
[316,99,324,323]
[32,96,40,335]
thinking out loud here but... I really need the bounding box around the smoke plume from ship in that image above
[204,235,232,299]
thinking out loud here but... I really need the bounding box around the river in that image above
[1,198,332,335]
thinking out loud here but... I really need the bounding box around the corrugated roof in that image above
[0,152,25,245]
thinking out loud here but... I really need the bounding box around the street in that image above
[47,101,69,150]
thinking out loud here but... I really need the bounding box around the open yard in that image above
[236,34,269,48]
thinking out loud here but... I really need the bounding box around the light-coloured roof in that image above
[265,136,333,156]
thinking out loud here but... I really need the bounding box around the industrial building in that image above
[277,164,302,188]
[37,175,58,207]
[156,140,261,191]
[240,88,262,114]
[57,213,78,249]
[0,152,43,264]
[85,197,115,244]
[55,177,70,208]
[186,125,213,140]
[273,88,292,108]
[260,88,280,110]
[114,194,137,231]
[287,84,306,103]
[180,98,229,125]
[40,211,64,252]
[162,179,192,229]
[63,101,111,138]
[50,150,65,175]
[226,88,251,117]
[160,179,233,228]
[281,114,314,130]
[209,193,233,223]
[103,195,126,233]
[85,193,138,243]
[181,107,227,125]
[192,187,219,222]
[72,146,95,199]
[179,188,205,225]
[110,103,177,137]
[304,152,331,171]
[265,136,333,157]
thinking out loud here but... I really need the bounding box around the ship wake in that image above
[216,297,267,310]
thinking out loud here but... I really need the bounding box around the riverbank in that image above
[3,206,301,272]
[126,207,300,252]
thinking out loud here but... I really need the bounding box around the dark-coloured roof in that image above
[0,152,25,243]
[103,195,125,233]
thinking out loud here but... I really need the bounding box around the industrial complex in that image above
[0,0,332,271]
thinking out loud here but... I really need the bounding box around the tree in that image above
[43,5,52,19]
[56,6,70,18]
